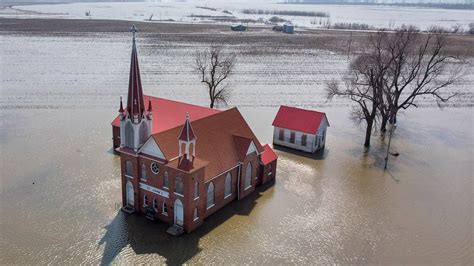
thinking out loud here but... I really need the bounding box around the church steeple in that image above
[119,25,152,151]
[126,24,145,124]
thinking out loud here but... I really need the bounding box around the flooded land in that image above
[1,18,473,264]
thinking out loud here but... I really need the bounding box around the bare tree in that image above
[327,33,392,147]
[194,45,236,108]
[377,26,462,132]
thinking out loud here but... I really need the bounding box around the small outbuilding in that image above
[282,22,294,34]
[231,24,247,31]
[272,106,329,153]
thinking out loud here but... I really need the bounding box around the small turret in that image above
[178,113,197,160]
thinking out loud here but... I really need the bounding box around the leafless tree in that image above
[377,26,462,132]
[327,33,392,147]
[194,45,236,108]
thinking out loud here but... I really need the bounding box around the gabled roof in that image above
[112,95,221,134]
[233,135,253,162]
[272,105,329,135]
[261,144,278,165]
[153,108,264,180]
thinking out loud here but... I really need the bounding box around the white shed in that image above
[272,106,329,153]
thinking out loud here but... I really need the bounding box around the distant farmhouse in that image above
[112,26,277,235]
[272,106,329,153]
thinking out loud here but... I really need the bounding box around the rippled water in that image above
[0,32,473,264]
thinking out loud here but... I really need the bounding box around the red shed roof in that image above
[272,105,329,135]
[111,95,220,134]
[261,144,278,165]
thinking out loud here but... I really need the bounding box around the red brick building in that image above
[113,26,277,234]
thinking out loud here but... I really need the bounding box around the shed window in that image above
[301,134,307,146]
[279,129,284,141]
[290,132,295,143]
[162,202,168,215]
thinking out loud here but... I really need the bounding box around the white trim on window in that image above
[194,196,200,201]
[224,193,232,200]
[206,204,215,210]
[174,192,184,197]
[125,174,133,179]
[244,185,252,191]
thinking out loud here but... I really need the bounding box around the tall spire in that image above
[126,24,145,123]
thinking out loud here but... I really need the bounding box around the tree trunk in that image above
[364,119,373,147]
[380,116,388,132]
[209,99,214,109]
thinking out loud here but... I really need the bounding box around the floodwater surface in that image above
[0,31,473,264]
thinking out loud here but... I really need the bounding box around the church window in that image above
[175,176,183,195]
[163,171,169,188]
[151,162,160,174]
[141,164,147,180]
[125,161,133,177]
[207,182,215,209]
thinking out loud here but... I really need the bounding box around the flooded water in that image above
[1,32,473,264]
[2,0,474,31]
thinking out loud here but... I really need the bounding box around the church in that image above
[112,26,278,234]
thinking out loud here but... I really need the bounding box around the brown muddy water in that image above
[0,30,473,265]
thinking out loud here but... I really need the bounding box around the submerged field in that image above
[0,19,473,264]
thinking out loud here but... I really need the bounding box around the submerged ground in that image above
[0,19,473,264]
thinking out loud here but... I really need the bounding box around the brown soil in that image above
[2,18,473,56]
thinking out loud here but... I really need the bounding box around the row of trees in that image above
[326,26,463,148]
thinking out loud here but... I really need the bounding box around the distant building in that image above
[272,106,329,153]
[283,22,294,34]
[231,24,247,31]
[113,25,277,235]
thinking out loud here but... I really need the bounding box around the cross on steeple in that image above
[130,24,138,41]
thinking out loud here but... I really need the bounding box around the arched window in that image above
[224,173,232,198]
[193,207,198,221]
[163,171,169,188]
[125,161,133,177]
[207,182,214,209]
[194,181,199,199]
[141,163,147,180]
[143,195,148,207]
[162,202,168,215]
[139,122,148,146]
[175,176,183,195]
[125,122,134,148]
[153,198,158,211]
[245,162,252,189]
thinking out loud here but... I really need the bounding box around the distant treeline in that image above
[242,9,330,18]
[281,1,473,10]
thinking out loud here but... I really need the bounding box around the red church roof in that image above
[153,108,264,180]
[111,96,220,134]
[261,144,278,165]
[272,105,329,135]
